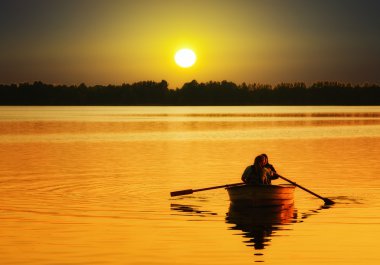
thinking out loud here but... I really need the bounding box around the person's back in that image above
[241,165,260,184]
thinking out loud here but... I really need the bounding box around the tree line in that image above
[0,80,379,105]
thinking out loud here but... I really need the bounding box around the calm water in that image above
[1,106,380,265]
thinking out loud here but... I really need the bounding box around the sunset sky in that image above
[1,0,379,88]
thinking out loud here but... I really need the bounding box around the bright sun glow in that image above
[174,49,196,68]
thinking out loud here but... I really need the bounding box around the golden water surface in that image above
[0,106,380,264]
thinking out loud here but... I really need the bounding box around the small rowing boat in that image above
[171,175,333,205]
[226,184,295,207]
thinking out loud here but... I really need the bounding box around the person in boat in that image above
[261,153,277,173]
[241,155,279,185]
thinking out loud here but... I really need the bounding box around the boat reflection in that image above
[226,204,297,250]
[171,201,331,256]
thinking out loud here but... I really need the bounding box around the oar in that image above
[170,182,245,197]
[277,174,335,205]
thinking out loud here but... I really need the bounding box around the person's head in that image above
[254,155,265,168]
[261,153,268,165]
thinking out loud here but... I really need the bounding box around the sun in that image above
[174,49,196,68]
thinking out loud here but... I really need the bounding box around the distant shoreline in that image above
[1,80,379,106]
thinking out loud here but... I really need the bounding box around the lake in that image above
[1,106,380,264]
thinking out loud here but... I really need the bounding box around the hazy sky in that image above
[1,0,379,88]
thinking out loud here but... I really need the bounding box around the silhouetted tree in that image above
[0,80,379,105]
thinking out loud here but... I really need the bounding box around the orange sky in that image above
[1,0,379,88]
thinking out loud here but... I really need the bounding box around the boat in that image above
[226,184,296,207]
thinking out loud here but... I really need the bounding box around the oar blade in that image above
[170,189,193,197]
[323,198,335,205]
